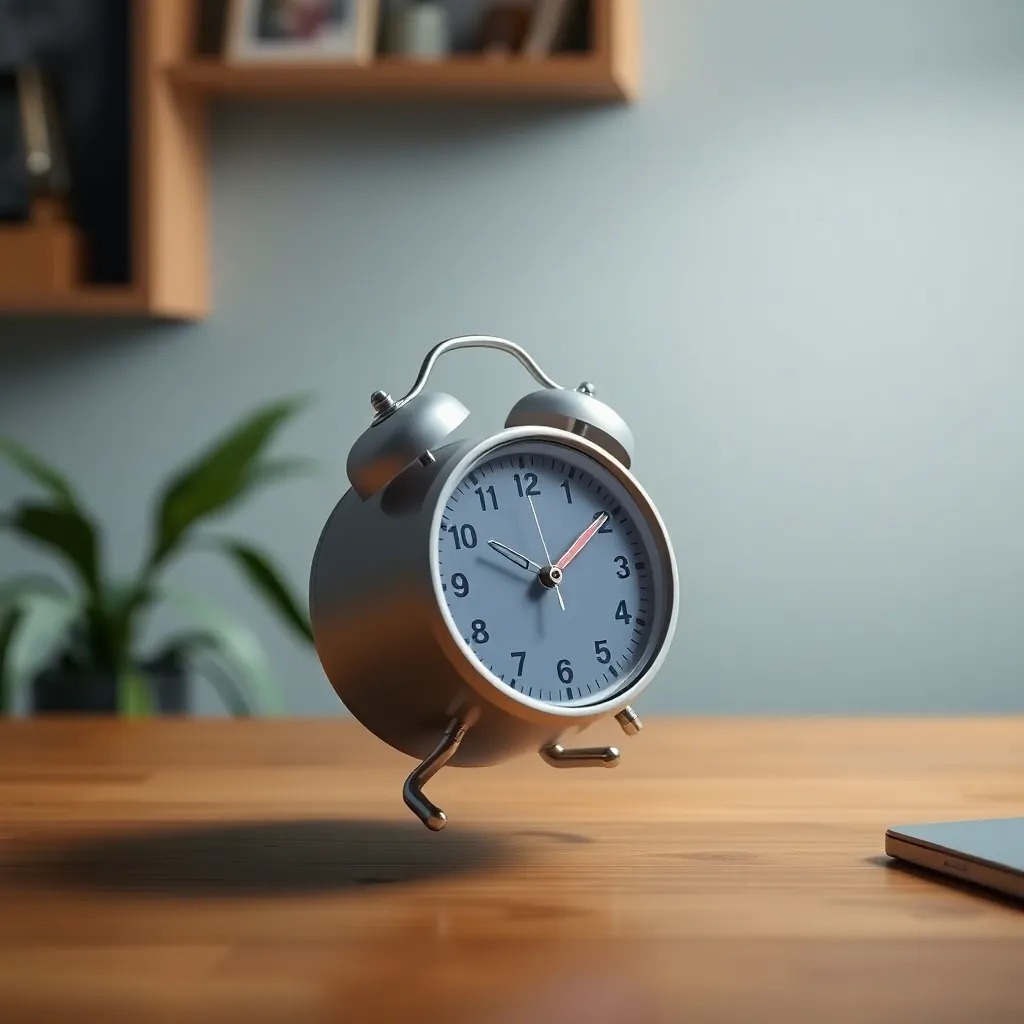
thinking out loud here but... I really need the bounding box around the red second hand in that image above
[554,513,609,571]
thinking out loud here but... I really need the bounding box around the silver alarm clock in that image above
[310,336,678,830]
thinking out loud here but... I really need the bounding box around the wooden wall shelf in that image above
[0,1,638,321]
[169,54,634,103]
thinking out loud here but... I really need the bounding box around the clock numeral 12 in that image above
[514,472,540,497]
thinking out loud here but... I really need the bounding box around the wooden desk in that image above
[1,718,1022,1023]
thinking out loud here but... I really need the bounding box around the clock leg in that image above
[402,717,469,831]
[539,743,620,768]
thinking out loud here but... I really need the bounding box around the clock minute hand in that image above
[555,513,609,571]
[527,494,565,612]
[487,539,542,574]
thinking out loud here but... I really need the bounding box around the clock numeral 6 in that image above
[594,640,611,664]
[471,619,489,644]
[557,659,573,684]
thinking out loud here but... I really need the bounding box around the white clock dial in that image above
[436,438,666,707]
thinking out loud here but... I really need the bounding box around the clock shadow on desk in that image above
[9,819,564,898]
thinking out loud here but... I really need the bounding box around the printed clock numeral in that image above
[514,472,540,497]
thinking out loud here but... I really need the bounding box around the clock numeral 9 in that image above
[450,572,469,598]
[614,555,630,579]
[557,658,573,684]
[514,472,540,497]
[471,619,489,644]
[446,523,478,550]
[594,640,611,664]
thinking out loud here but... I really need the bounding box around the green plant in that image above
[0,397,315,716]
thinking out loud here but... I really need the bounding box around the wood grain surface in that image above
[1,718,1023,1023]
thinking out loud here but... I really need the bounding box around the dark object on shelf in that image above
[0,75,27,221]
[0,0,130,285]
[478,3,532,56]
[196,0,230,56]
[33,663,189,715]
[523,0,589,56]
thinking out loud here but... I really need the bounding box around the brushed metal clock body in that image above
[310,425,677,768]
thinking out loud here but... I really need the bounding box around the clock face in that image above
[435,438,669,707]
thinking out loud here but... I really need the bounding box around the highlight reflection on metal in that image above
[540,744,621,768]
[615,706,642,736]
[402,717,469,830]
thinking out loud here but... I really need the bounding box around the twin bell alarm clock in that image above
[309,336,678,830]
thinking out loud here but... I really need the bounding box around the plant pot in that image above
[31,665,189,715]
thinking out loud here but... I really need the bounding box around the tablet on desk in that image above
[885,817,1024,900]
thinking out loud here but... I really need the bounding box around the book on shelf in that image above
[523,0,585,58]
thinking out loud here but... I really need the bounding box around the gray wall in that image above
[3,0,1024,715]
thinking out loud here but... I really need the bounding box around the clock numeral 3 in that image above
[614,555,631,579]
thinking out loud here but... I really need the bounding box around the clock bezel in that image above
[427,425,678,724]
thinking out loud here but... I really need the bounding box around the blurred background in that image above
[1,0,1023,717]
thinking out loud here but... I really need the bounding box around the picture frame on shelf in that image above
[226,0,379,64]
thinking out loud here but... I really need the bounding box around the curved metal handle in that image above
[375,335,565,423]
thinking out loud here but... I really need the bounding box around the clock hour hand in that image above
[487,539,542,574]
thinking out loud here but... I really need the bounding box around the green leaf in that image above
[190,653,254,717]
[0,607,21,715]
[0,438,78,506]
[3,503,100,595]
[117,667,153,717]
[154,588,282,715]
[4,592,83,706]
[149,396,311,568]
[98,578,153,670]
[214,538,312,644]
[0,577,70,713]
[251,456,320,486]
[0,574,67,606]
